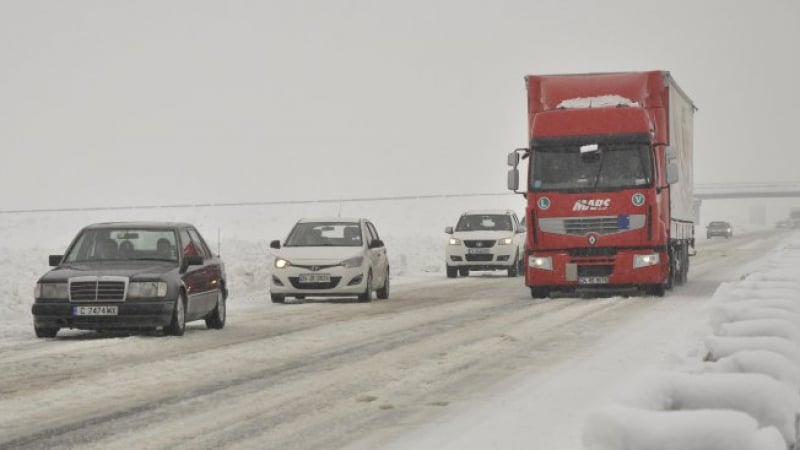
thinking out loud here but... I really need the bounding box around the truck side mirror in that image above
[507,152,520,167]
[507,169,519,191]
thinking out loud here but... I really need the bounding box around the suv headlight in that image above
[35,282,68,300]
[274,258,290,269]
[448,237,462,246]
[129,281,168,298]
[342,256,364,268]
[498,237,514,245]
[633,253,660,269]
[528,255,553,271]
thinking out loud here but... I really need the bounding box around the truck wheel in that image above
[645,284,665,297]
[530,287,549,299]
[446,265,458,278]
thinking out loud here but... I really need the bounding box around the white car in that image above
[269,218,390,303]
[445,210,525,278]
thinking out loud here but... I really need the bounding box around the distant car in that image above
[445,210,525,278]
[776,219,793,229]
[706,221,733,239]
[31,222,228,338]
[269,218,390,303]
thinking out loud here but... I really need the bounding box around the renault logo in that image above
[588,234,598,246]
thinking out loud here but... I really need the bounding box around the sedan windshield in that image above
[455,215,513,232]
[531,143,652,192]
[64,228,179,262]
[285,222,363,247]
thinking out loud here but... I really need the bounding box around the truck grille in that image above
[578,265,614,277]
[539,215,645,236]
[464,240,496,248]
[69,277,127,302]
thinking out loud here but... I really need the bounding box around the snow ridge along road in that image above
[0,230,789,449]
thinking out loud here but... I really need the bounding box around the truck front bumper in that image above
[525,249,668,289]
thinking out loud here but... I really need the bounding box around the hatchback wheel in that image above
[358,271,373,303]
[377,267,390,299]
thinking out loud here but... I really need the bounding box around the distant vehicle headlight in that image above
[528,255,552,271]
[341,256,364,268]
[128,281,168,298]
[448,238,462,246]
[274,258,290,269]
[633,253,660,269]
[35,282,68,300]
[498,237,514,245]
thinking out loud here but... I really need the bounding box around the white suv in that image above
[445,210,525,278]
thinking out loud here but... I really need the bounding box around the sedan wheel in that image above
[164,295,186,336]
[34,326,59,338]
[205,290,226,329]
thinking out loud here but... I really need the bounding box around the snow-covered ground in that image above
[2,196,800,449]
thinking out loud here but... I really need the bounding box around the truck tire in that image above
[645,284,665,297]
[446,265,458,278]
[530,287,549,299]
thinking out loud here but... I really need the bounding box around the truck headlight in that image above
[35,282,68,300]
[128,281,168,298]
[633,253,660,269]
[498,237,514,245]
[341,256,364,268]
[528,255,553,271]
[448,238,462,246]
[274,258,290,269]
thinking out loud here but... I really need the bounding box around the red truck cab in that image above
[507,71,697,298]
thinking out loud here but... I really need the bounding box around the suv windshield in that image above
[455,215,512,232]
[531,143,652,192]
[64,228,178,262]
[285,222,363,247]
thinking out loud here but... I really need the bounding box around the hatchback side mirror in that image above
[49,255,63,266]
[369,239,384,249]
[270,240,281,249]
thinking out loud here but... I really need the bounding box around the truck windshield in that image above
[530,144,652,192]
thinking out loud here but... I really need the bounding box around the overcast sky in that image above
[1,0,798,210]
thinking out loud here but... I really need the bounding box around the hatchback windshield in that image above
[455,215,513,232]
[64,228,179,262]
[285,222,363,247]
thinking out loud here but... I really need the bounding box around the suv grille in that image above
[464,240,496,248]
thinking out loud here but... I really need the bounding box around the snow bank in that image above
[584,235,800,449]
[584,405,785,450]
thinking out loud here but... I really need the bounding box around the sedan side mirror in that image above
[185,255,204,266]
[270,240,281,249]
[49,255,63,266]
[369,239,384,249]
[445,226,454,234]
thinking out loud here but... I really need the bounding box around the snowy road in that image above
[0,230,789,449]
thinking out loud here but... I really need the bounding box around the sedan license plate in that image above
[466,248,491,254]
[578,276,609,285]
[299,273,331,283]
[73,305,119,316]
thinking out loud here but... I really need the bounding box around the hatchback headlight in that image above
[35,282,68,300]
[448,238,462,246]
[129,281,168,298]
[498,237,514,245]
[633,253,660,269]
[274,258,290,269]
[528,256,553,271]
[342,256,364,268]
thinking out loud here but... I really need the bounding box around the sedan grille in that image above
[69,277,128,302]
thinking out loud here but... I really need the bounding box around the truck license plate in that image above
[299,273,331,283]
[578,276,609,285]
[73,305,119,316]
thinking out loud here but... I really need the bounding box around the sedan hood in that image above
[275,246,362,264]
[40,261,177,282]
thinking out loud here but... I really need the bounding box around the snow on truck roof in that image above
[557,95,640,109]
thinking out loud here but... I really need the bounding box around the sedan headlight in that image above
[274,258,290,269]
[128,281,168,298]
[448,237,462,246]
[35,282,68,300]
[341,256,364,268]
[497,237,514,245]
[633,253,660,269]
[528,255,553,271]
